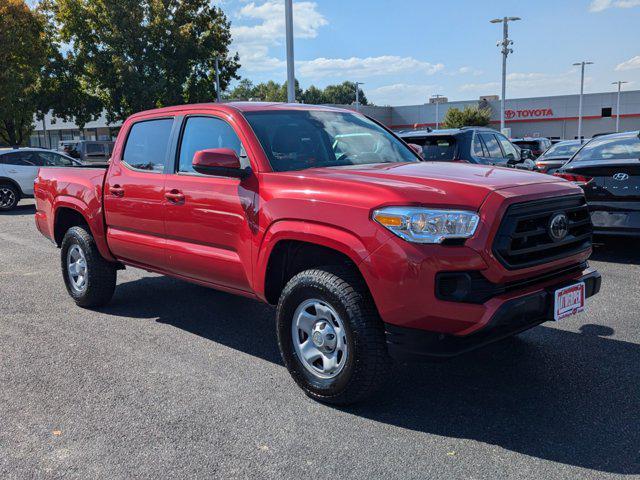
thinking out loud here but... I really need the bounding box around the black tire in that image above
[0,183,20,211]
[276,266,390,405]
[60,226,117,307]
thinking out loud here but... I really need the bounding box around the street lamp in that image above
[612,80,628,132]
[573,61,593,142]
[214,56,221,102]
[431,94,445,129]
[285,0,296,103]
[354,82,365,111]
[490,16,521,134]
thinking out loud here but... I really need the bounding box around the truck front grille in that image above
[493,195,592,269]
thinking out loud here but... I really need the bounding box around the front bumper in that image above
[385,268,601,361]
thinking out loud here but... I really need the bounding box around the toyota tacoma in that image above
[34,102,601,404]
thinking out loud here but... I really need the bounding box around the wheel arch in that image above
[257,221,373,305]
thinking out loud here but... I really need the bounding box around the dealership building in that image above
[29,89,640,148]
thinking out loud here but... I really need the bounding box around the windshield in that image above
[571,135,640,162]
[244,110,418,172]
[540,142,580,159]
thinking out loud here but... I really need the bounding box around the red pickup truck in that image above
[34,102,601,404]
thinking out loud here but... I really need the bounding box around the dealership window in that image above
[601,107,612,118]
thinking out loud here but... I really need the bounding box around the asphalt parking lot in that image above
[1,200,638,479]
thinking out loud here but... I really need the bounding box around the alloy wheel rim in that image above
[67,244,88,293]
[291,299,348,379]
[0,188,16,208]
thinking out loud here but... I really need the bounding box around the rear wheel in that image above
[61,226,117,307]
[0,184,19,211]
[276,267,390,405]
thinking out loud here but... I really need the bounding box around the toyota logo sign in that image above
[613,172,629,181]
[548,213,569,242]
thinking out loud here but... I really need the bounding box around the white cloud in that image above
[231,1,327,72]
[459,71,583,97]
[298,56,444,79]
[455,66,484,76]
[589,0,640,12]
[615,55,640,71]
[367,83,438,106]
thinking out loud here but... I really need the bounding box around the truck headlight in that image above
[373,207,479,244]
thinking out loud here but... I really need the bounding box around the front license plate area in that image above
[553,282,585,321]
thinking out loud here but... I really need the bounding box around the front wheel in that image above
[276,267,390,405]
[61,226,117,307]
[0,184,20,211]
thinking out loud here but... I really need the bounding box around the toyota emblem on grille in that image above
[613,172,629,181]
[548,213,569,242]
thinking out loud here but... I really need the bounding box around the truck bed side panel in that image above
[34,167,115,261]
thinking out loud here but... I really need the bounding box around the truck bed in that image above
[34,167,110,257]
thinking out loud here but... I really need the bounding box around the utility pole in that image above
[354,82,365,111]
[573,61,593,142]
[612,80,628,132]
[285,0,296,103]
[431,94,445,129]
[490,16,521,134]
[214,56,221,102]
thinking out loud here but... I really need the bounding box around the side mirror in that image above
[520,148,533,160]
[192,148,249,178]
[408,143,423,158]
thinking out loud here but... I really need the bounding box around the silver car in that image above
[0,148,81,211]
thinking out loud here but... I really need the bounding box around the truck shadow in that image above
[105,275,639,475]
[591,236,640,265]
[1,203,36,216]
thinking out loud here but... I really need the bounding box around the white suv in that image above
[0,148,81,211]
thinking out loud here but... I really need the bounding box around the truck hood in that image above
[292,161,564,209]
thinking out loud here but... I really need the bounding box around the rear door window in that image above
[479,133,504,158]
[86,143,105,156]
[473,134,488,158]
[122,119,174,172]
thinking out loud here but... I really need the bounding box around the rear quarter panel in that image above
[34,167,114,261]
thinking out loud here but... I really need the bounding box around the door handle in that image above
[109,184,125,197]
[165,189,185,203]
[8,169,18,173]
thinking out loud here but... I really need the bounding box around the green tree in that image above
[301,85,326,105]
[226,79,256,100]
[0,0,49,145]
[441,105,492,129]
[44,0,241,123]
[322,81,368,106]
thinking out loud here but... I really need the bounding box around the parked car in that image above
[0,147,82,211]
[511,137,553,158]
[533,140,582,174]
[555,131,640,237]
[399,127,534,169]
[34,103,600,404]
[59,140,114,164]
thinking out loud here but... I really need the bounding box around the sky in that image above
[216,0,640,105]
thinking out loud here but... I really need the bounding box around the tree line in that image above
[226,79,368,106]
[1,0,372,146]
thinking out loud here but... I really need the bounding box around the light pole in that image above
[490,16,521,134]
[214,56,221,102]
[612,80,628,132]
[354,82,365,111]
[431,94,444,129]
[284,0,296,103]
[573,61,593,142]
